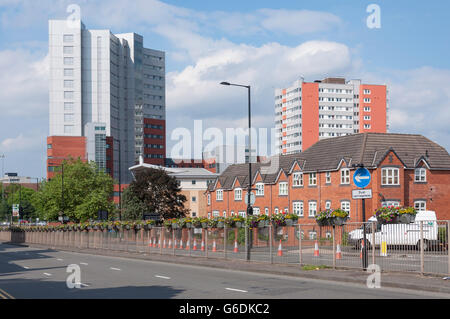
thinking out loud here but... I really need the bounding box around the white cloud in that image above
[166,40,353,123]
[0,133,45,152]
[0,49,49,116]
[259,9,342,35]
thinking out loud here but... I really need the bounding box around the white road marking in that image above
[155,275,171,280]
[110,267,121,271]
[76,283,90,287]
[43,273,52,277]
[80,262,88,266]
[225,288,248,293]
[23,266,30,269]
[57,258,64,261]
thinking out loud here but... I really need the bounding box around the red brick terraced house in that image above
[206,133,450,222]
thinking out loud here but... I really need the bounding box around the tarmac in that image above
[3,241,450,296]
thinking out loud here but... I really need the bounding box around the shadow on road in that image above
[0,277,185,299]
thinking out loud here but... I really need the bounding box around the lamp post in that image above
[0,155,5,221]
[48,161,65,219]
[220,81,253,261]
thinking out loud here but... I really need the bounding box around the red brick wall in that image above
[207,152,450,221]
[46,136,87,180]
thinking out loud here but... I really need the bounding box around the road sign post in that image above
[353,166,372,271]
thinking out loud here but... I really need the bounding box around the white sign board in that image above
[12,204,19,217]
[352,189,372,199]
[244,192,256,205]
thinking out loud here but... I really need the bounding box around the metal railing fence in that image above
[1,221,448,276]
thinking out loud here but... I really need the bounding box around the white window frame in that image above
[63,46,74,54]
[325,201,331,210]
[381,168,400,186]
[414,200,426,212]
[293,201,304,217]
[253,207,260,215]
[364,89,371,94]
[64,57,74,65]
[341,201,351,214]
[308,201,317,217]
[238,211,246,218]
[212,211,220,217]
[414,168,426,182]
[309,173,317,186]
[325,172,331,184]
[63,34,74,42]
[364,98,371,103]
[234,188,242,201]
[207,194,211,206]
[255,183,264,196]
[293,172,303,187]
[340,168,350,185]
[279,182,288,196]
[216,189,223,201]
[382,201,400,207]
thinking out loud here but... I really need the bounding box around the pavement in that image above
[0,243,450,298]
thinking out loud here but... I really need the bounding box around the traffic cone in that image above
[212,240,217,252]
[168,239,172,249]
[201,240,205,251]
[277,239,283,257]
[186,239,190,250]
[193,239,197,251]
[233,240,239,253]
[360,240,364,259]
[153,238,156,248]
[336,244,342,260]
[313,240,320,257]
[163,239,166,249]
[158,239,161,248]
[179,239,183,249]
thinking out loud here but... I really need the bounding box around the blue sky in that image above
[0,0,449,180]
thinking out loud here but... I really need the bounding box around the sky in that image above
[0,0,449,179]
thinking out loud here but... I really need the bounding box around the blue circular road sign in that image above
[353,167,371,188]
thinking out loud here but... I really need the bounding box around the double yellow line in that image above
[0,288,14,299]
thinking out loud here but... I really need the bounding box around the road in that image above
[0,243,448,299]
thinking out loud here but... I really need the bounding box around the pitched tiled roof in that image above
[208,133,450,191]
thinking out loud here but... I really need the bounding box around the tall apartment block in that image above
[274,77,388,154]
[47,20,166,183]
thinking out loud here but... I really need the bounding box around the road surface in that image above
[0,243,447,299]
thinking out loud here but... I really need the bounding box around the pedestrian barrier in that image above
[1,220,449,277]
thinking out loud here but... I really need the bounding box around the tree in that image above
[6,186,37,220]
[31,159,115,222]
[126,168,189,220]
[0,184,37,221]
[121,186,148,220]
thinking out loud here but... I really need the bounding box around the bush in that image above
[438,226,447,243]
[227,228,246,245]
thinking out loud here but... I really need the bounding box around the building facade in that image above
[47,19,166,182]
[275,77,388,154]
[207,133,450,221]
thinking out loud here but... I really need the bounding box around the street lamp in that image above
[48,161,65,219]
[101,137,122,220]
[220,81,253,261]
